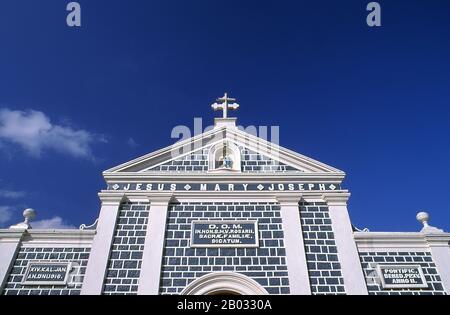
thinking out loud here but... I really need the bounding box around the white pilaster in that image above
[323,193,368,295]
[81,193,124,295]
[425,234,450,293]
[0,230,24,292]
[277,194,311,295]
[137,193,173,295]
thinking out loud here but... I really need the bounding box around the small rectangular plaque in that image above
[191,220,259,248]
[377,264,428,289]
[22,262,72,286]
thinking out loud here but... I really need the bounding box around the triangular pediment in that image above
[142,145,300,173]
[104,126,343,175]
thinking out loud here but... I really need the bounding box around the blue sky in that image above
[0,0,449,231]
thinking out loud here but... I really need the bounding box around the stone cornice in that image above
[148,192,174,206]
[322,192,351,205]
[98,192,126,206]
[424,233,450,246]
[22,229,95,246]
[99,189,347,200]
[354,231,450,250]
[0,229,95,246]
[0,229,26,242]
[103,173,345,183]
[276,193,302,206]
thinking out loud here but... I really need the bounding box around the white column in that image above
[137,193,173,295]
[0,230,24,292]
[81,193,124,295]
[323,193,368,295]
[426,234,450,293]
[277,194,311,295]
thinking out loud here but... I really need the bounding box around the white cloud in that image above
[0,189,26,199]
[127,137,138,148]
[0,108,105,159]
[31,216,76,229]
[0,206,13,224]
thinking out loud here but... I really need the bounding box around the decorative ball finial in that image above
[416,211,429,228]
[9,208,37,230]
[416,211,444,234]
[23,208,36,224]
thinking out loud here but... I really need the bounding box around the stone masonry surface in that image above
[359,251,446,295]
[146,144,301,173]
[103,202,149,295]
[300,201,346,295]
[159,202,290,294]
[2,246,90,295]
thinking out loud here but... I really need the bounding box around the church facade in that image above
[1,94,449,295]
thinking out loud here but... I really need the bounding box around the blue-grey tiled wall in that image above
[359,251,446,295]
[300,201,346,294]
[2,247,90,295]
[103,202,149,295]
[159,202,290,294]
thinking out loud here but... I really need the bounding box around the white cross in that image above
[211,92,240,118]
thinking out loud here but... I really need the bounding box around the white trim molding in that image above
[21,229,95,247]
[137,193,173,295]
[277,193,311,295]
[81,193,125,295]
[103,125,345,175]
[207,140,242,173]
[425,233,450,293]
[323,193,368,295]
[355,232,431,250]
[0,229,25,292]
[181,272,269,295]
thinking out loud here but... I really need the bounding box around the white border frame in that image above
[181,272,269,295]
[376,264,428,289]
[190,220,259,248]
[22,262,72,286]
[207,141,242,173]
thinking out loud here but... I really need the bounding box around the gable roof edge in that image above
[103,125,345,175]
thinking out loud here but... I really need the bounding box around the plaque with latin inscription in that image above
[191,220,259,248]
[377,265,428,289]
[22,262,72,286]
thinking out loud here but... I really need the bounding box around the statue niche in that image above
[215,146,233,169]
[209,142,241,172]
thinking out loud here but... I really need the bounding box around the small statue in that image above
[222,155,233,169]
